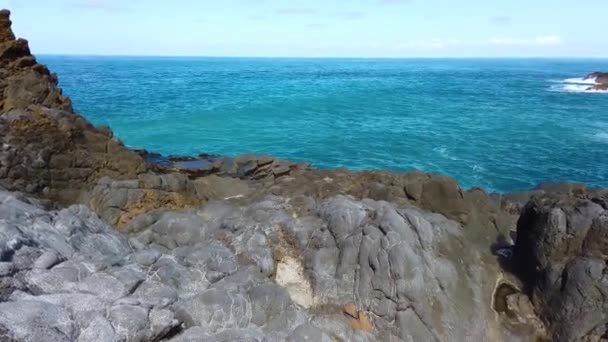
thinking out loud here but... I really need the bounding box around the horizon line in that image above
[36,53,608,59]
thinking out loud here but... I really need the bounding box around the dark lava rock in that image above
[585,71,608,84]
[589,83,608,91]
[513,193,608,341]
[0,10,146,204]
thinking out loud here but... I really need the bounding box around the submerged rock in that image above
[589,83,608,91]
[145,152,310,182]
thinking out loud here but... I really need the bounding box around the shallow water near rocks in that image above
[41,56,608,192]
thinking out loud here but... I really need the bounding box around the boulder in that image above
[513,194,608,341]
[0,300,76,341]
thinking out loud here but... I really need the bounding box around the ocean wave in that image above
[561,77,597,85]
[550,77,607,93]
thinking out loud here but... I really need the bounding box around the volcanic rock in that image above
[513,193,608,341]
[585,71,608,84]
[0,10,146,204]
[0,7,607,342]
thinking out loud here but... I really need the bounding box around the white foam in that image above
[550,78,608,93]
[472,164,486,172]
[588,88,608,93]
[564,84,592,92]
[562,77,597,85]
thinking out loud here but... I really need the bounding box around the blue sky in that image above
[2,0,607,57]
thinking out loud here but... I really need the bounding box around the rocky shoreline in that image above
[1,9,607,341]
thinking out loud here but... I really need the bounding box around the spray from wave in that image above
[562,77,597,85]
[549,76,607,93]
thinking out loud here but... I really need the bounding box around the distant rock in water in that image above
[584,71,608,84]
[589,83,608,91]
[584,71,608,91]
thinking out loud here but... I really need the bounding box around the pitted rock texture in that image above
[513,193,608,341]
[0,10,146,205]
[0,188,539,341]
[88,174,202,231]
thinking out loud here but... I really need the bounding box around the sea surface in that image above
[40,56,608,193]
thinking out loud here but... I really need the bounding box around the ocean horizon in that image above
[40,56,608,193]
[41,54,608,59]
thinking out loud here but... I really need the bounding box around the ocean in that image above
[40,56,608,193]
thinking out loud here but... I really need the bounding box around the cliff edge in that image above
[0,9,146,204]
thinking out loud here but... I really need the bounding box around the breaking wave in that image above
[550,77,607,93]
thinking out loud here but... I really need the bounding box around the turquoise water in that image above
[40,56,608,192]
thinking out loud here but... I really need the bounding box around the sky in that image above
[1,0,607,57]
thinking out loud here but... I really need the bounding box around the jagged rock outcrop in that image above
[0,10,146,205]
[585,72,608,84]
[584,72,608,91]
[513,192,608,341]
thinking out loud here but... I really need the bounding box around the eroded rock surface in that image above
[0,188,540,341]
[0,10,146,205]
[513,193,608,341]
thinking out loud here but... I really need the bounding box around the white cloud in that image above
[489,35,562,46]
[405,38,468,49]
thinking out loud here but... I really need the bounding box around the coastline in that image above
[40,54,608,193]
[1,9,607,341]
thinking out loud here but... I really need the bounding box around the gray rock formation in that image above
[0,188,541,341]
[514,193,608,341]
